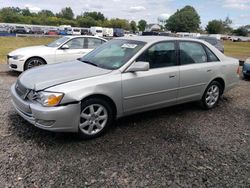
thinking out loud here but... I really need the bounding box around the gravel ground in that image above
[0,71,249,188]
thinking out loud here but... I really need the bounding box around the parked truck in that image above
[90,27,103,37]
[113,28,124,37]
[103,28,113,37]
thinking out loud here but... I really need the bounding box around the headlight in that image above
[12,55,24,60]
[36,91,64,107]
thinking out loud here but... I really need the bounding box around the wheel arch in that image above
[211,77,225,94]
[24,56,47,70]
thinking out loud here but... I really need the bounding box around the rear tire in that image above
[78,98,114,139]
[24,57,46,71]
[201,81,222,109]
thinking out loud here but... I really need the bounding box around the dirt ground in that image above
[0,71,249,187]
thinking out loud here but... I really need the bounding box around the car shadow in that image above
[6,70,21,77]
[7,101,202,147]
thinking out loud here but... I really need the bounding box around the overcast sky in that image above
[1,0,250,28]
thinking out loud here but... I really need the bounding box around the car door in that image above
[178,41,219,104]
[122,41,179,114]
[55,37,85,63]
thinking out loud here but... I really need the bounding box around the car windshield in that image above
[46,37,69,47]
[79,39,146,70]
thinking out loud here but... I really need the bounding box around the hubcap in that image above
[27,59,44,69]
[205,85,220,107]
[79,104,108,135]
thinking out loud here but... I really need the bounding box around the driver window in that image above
[137,42,176,68]
[65,38,84,49]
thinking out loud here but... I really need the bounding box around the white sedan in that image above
[7,36,107,72]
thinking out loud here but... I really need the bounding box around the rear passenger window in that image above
[179,42,207,64]
[87,38,104,49]
[205,46,220,62]
[137,42,176,68]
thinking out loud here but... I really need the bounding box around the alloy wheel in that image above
[205,85,220,107]
[79,104,108,135]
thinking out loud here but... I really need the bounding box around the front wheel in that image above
[24,57,46,70]
[78,98,114,139]
[201,81,222,109]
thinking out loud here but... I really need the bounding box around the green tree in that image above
[165,5,200,32]
[58,7,74,20]
[222,16,233,34]
[234,26,248,36]
[21,8,32,16]
[38,10,54,17]
[130,20,137,33]
[206,20,224,34]
[138,19,147,31]
[83,12,105,21]
[109,18,130,30]
[76,16,97,27]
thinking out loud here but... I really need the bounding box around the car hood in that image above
[18,61,112,91]
[9,45,53,56]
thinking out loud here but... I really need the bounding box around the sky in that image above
[0,0,250,28]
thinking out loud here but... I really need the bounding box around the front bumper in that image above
[7,57,25,72]
[10,84,81,132]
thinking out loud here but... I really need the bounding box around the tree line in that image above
[0,6,249,36]
[0,7,147,32]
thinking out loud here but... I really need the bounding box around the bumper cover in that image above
[11,84,81,132]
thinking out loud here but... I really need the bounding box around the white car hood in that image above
[9,45,54,56]
[18,60,112,91]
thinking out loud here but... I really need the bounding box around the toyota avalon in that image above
[11,36,240,139]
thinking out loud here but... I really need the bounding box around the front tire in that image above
[201,81,222,109]
[24,57,46,70]
[78,98,114,139]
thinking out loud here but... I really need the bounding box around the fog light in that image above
[35,119,55,127]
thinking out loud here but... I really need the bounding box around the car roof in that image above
[198,36,218,40]
[118,36,205,44]
[65,35,107,41]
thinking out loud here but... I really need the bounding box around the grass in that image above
[0,37,249,64]
[224,40,250,60]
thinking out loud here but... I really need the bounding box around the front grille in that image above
[247,70,250,74]
[15,80,30,100]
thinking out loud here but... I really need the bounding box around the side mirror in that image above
[126,61,150,72]
[61,44,69,50]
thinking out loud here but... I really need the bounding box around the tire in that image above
[24,57,46,71]
[201,81,222,109]
[78,98,114,139]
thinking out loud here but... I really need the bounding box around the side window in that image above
[65,38,84,49]
[179,42,207,65]
[137,42,176,68]
[87,38,103,49]
[205,46,220,62]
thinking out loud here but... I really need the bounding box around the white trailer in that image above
[90,27,103,37]
[103,28,113,37]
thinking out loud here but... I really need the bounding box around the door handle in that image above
[169,75,176,78]
[207,69,212,72]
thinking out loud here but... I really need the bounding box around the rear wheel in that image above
[201,81,222,109]
[78,98,114,139]
[24,57,46,70]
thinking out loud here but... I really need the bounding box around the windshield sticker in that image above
[121,44,138,49]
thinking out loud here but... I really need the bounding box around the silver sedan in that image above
[11,36,240,139]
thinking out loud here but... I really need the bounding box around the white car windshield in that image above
[46,37,69,47]
[79,39,146,70]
